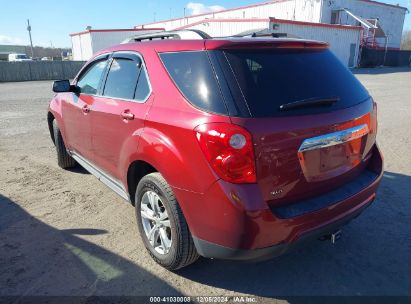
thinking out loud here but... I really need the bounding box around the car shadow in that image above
[178,171,411,297]
[0,194,179,296]
[66,165,90,175]
[1,171,409,298]
[351,67,411,75]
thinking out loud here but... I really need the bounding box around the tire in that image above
[135,173,199,270]
[52,120,76,169]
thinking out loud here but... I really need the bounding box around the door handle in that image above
[82,105,90,114]
[121,110,135,121]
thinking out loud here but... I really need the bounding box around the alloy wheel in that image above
[140,190,172,255]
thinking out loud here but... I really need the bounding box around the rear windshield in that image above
[222,49,370,117]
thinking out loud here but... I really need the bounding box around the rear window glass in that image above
[160,51,227,115]
[134,69,150,101]
[223,49,370,117]
[103,58,140,100]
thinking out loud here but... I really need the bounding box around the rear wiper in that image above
[279,97,339,111]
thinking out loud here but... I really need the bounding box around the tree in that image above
[401,30,411,50]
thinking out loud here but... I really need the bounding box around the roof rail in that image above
[122,29,211,43]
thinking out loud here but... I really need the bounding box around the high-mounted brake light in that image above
[194,123,256,184]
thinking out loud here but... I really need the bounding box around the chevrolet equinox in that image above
[48,30,383,270]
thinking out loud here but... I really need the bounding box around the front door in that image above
[62,55,109,160]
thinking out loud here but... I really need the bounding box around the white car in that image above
[8,53,32,62]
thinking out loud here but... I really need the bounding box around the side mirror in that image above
[53,80,80,94]
[53,80,71,93]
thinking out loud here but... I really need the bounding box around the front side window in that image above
[77,60,108,95]
[103,58,142,100]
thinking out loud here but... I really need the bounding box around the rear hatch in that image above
[211,42,377,207]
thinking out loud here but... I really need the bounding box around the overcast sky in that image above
[0,0,410,48]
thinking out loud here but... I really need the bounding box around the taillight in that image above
[194,123,256,184]
[371,100,378,134]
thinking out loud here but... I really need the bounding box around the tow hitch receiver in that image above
[319,230,342,244]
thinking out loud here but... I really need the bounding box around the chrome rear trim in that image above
[298,124,369,152]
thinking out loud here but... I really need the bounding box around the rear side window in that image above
[160,51,227,115]
[134,69,150,100]
[103,58,140,100]
[222,49,370,117]
[77,60,107,95]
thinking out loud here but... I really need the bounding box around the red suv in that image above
[48,31,383,270]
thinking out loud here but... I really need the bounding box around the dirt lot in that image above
[1,67,411,300]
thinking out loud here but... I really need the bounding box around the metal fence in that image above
[0,61,86,82]
[359,48,411,67]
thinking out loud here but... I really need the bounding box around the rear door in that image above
[62,54,109,160]
[91,52,153,180]
[217,47,377,206]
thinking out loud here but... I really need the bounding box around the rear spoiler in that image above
[205,39,329,50]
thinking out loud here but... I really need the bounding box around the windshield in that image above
[221,48,370,117]
[16,54,29,59]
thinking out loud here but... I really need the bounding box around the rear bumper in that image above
[192,194,373,261]
[173,145,383,260]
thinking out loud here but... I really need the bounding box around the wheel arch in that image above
[48,96,66,145]
[47,112,55,144]
[127,160,158,205]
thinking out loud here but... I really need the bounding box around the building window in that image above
[331,10,340,24]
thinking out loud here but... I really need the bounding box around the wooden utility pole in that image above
[27,19,34,59]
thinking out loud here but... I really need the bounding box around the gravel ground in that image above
[0,67,410,301]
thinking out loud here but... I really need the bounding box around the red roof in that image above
[135,0,290,28]
[70,28,164,37]
[172,18,271,31]
[359,0,407,10]
[135,0,407,28]
[269,18,363,31]
[172,18,362,32]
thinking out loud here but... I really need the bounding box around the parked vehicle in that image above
[8,53,32,62]
[48,30,383,270]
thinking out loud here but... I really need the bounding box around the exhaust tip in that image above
[319,229,342,244]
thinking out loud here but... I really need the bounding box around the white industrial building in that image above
[134,0,407,67]
[70,28,163,61]
[171,18,362,67]
[71,0,408,67]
